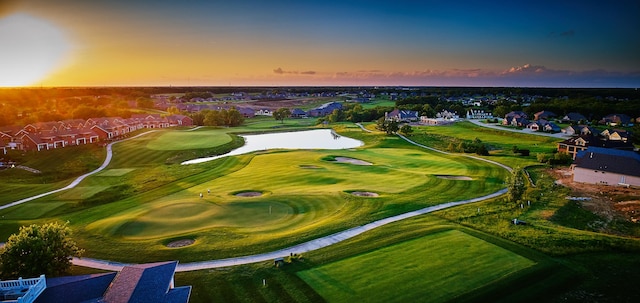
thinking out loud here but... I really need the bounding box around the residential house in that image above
[29,261,191,303]
[255,108,273,116]
[385,109,419,122]
[600,113,632,126]
[527,119,560,133]
[167,115,194,126]
[290,108,307,118]
[533,110,556,121]
[601,129,630,142]
[558,133,635,159]
[562,125,597,136]
[502,111,528,126]
[466,109,493,119]
[573,147,640,186]
[561,112,586,123]
[307,102,342,117]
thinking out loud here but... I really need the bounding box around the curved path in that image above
[71,130,511,272]
[0,131,156,211]
[466,119,568,139]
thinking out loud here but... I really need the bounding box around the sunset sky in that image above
[1,0,639,87]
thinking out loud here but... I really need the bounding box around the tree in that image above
[399,124,413,135]
[376,117,399,134]
[273,108,291,124]
[507,167,526,203]
[0,222,83,278]
[136,97,154,109]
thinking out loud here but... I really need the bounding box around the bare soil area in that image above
[334,157,372,166]
[235,191,263,197]
[166,239,195,248]
[435,175,473,180]
[551,167,640,223]
[350,191,379,197]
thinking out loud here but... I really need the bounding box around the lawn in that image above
[0,124,509,262]
[409,121,559,168]
[297,230,535,303]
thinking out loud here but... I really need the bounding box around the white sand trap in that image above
[235,191,263,197]
[435,175,473,180]
[350,191,379,197]
[334,157,372,165]
[166,239,195,248]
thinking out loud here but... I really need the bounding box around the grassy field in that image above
[408,121,559,168]
[3,119,640,302]
[297,230,535,303]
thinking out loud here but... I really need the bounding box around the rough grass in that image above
[297,230,535,303]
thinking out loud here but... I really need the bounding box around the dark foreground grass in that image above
[297,230,535,303]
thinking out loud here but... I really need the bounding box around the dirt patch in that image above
[166,239,195,248]
[435,175,472,180]
[350,191,379,197]
[235,191,263,197]
[550,167,640,225]
[334,157,372,165]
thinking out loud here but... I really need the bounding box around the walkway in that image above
[466,119,568,139]
[0,131,156,211]
[71,130,511,272]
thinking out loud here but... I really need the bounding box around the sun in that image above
[0,13,72,87]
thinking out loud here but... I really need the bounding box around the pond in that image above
[182,129,364,165]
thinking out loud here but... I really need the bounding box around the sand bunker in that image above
[235,191,263,197]
[166,239,195,248]
[435,175,472,180]
[334,157,372,165]
[350,191,379,197]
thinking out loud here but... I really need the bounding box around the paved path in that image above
[466,119,569,139]
[71,130,511,272]
[0,131,156,211]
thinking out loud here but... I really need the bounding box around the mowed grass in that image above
[410,121,559,168]
[298,229,535,303]
[146,129,232,150]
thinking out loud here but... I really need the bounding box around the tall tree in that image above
[273,108,291,123]
[0,222,83,278]
[507,167,526,203]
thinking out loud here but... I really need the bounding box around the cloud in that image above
[273,67,316,75]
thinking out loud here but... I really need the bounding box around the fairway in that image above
[146,129,233,150]
[297,230,535,303]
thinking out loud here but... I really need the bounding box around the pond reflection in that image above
[182,129,363,165]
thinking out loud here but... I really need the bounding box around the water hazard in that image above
[182,129,364,165]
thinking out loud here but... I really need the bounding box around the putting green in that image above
[145,129,232,150]
[298,230,535,303]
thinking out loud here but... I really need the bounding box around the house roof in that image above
[563,112,586,121]
[34,273,117,303]
[103,261,190,303]
[575,147,640,177]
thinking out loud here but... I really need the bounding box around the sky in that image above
[0,0,639,87]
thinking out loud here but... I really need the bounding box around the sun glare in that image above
[0,13,72,87]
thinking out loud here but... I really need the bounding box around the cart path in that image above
[72,131,511,272]
[0,131,156,211]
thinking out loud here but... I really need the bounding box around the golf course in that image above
[2,120,639,302]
